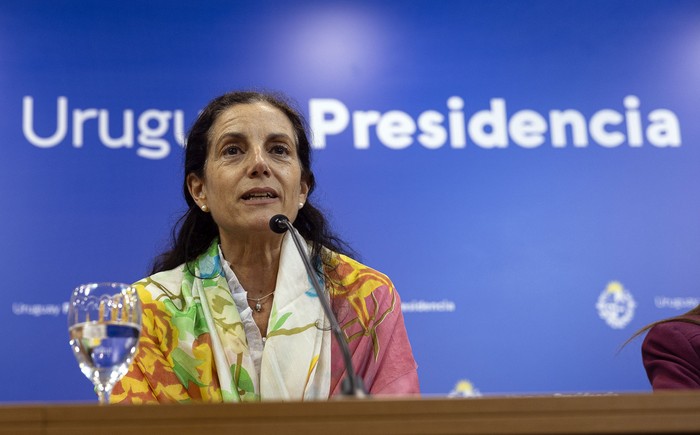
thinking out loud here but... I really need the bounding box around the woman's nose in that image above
[248,146,270,177]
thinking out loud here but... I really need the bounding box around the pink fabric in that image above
[112,249,419,403]
[329,282,420,396]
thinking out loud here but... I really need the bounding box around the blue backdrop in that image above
[2,0,699,402]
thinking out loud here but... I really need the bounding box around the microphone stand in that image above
[270,214,367,398]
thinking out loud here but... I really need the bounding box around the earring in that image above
[298,202,304,209]
[201,205,209,212]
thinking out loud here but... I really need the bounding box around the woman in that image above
[111,91,419,403]
[640,304,700,390]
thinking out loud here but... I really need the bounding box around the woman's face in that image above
[187,102,309,239]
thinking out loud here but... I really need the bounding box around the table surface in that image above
[2,391,700,435]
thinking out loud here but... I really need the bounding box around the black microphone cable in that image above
[269,214,367,398]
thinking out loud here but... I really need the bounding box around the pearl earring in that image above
[299,202,304,209]
[201,205,208,212]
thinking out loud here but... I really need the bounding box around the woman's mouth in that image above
[241,189,279,202]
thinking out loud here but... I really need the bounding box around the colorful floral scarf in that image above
[199,232,330,400]
[112,235,419,403]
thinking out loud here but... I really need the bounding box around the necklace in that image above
[247,291,275,312]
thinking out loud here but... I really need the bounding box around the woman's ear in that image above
[298,177,310,206]
[187,173,207,210]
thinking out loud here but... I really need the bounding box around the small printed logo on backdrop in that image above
[448,379,482,398]
[596,281,636,329]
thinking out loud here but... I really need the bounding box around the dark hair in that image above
[151,91,352,274]
[639,304,700,331]
[623,304,700,348]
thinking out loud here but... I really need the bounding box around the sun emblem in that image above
[448,379,482,398]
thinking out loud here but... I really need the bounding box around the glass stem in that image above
[96,384,112,405]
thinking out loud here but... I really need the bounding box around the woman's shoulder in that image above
[642,315,700,389]
[323,252,393,290]
[322,251,402,313]
[646,316,700,338]
[643,315,700,354]
[132,264,188,298]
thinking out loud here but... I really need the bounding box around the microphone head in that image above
[269,214,290,234]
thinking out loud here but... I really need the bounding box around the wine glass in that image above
[68,282,142,404]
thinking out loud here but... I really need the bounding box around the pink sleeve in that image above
[368,301,420,395]
[330,281,420,396]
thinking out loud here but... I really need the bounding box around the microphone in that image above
[269,214,289,234]
[269,214,367,398]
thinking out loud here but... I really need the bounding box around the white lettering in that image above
[26,95,683,158]
[417,111,446,149]
[99,109,134,149]
[509,110,547,148]
[22,96,184,159]
[550,110,588,148]
[309,98,349,149]
[12,303,61,317]
[72,107,99,148]
[137,110,171,160]
[173,110,186,147]
[447,96,466,148]
[22,96,68,148]
[401,299,457,313]
[589,109,625,148]
[654,296,699,310]
[376,110,415,150]
[352,110,381,149]
[306,96,681,151]
[647,109,681,147]
[624,95,643,147]
[468,98,508,149]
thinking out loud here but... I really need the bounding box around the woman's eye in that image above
[271,144,289,155]
[223,145,241,155]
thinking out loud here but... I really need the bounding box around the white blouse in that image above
[218,246,265,379]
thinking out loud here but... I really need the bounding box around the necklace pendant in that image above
[255,302,262,312]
